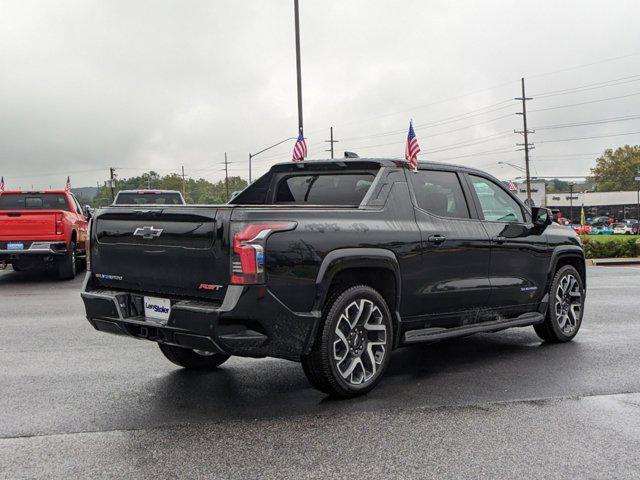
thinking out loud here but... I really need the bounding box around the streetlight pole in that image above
[294,0,303,135]
[248,137,296,183]
[569,183,575,222]
[498,161,526,173]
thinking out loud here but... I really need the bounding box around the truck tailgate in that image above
[91,207,231,300]
[0,211,57,237]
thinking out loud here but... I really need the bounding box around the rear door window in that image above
[275,173,375,205]
[409,170,470,218]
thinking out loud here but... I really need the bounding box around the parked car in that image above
[590,225,614,235]
[81,159,586,397]
[589,216,612,227]
[113,190,186,205]
[612,222,635,235]
[0,190,89,278]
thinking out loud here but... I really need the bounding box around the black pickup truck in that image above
[81,159,586,397]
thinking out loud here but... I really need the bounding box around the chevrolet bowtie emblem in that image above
[133,226,164,239]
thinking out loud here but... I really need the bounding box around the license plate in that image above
[143,296,171,322]
[7,243,24,251]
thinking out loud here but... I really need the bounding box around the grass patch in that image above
[579,234,640,243]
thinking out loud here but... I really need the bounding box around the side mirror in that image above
[83,205,92,219]
[532,207,552,227]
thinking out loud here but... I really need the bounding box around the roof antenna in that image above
[344,151,359,158]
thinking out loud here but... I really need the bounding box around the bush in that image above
[580,236,640,258]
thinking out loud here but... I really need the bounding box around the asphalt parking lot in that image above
[1,266,639,479]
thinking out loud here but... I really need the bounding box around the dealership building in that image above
[508,181,640,222]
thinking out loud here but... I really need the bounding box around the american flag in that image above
[292,131,307,161]
[0,176,4,192]
[65,176,71,192]
[405,121,420,171]
[507,180,518,192]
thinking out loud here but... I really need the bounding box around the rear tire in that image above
[158,343,230,370]
[534,265,585,342]
[57,242,77,280]
[301,285,393,398]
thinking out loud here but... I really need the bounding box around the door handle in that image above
[492,236,506,244]
[427,235,446,244]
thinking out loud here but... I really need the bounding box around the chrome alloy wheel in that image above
[555,273,582,334]
[333,299,387,385]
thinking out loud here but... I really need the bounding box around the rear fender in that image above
[313,248,402,348]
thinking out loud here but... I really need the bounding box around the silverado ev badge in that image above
[133,226,163,239]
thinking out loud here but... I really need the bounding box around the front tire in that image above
[534,265,585,342]
[301,285,393,398]
[158,343,230,370]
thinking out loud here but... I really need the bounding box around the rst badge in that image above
[198,283,223,291]
[133,226,163,239]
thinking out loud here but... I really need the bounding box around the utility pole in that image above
[109,167,116,201]
[181,166,186,195]
[224,152,229,200]
[294,0,304,136]
[324,126,339,159]
[515,77,534,209]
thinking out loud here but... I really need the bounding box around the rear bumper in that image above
[0,241,68,261]
[80,275,321,361]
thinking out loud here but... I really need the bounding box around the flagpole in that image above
[294,0,303,135]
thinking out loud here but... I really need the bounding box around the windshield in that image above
[0,193,70,211]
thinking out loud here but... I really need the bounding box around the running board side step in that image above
[403,312,545,344]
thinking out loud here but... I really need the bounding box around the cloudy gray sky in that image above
[2,0,640,189]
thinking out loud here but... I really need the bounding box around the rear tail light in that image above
[55,213,64,235]
[230,222,296,285]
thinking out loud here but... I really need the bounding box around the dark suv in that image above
[81,159,586,397]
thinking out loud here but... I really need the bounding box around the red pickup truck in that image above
[0,190,89,279]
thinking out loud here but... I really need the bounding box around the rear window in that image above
[0,193,70,211]
[274,173,374,205]
[114,192,184,205]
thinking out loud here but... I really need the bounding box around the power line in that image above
[538,129,640,144]
[527,51,640,80]
[532,73,640,98]
[534,114,640,130]
[530,91,640,113]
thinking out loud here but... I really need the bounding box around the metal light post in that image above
[498,161,526,173]
[569,183,575,223]
[248,137,296,183]
[636,171,640,220]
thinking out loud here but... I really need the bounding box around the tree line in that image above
[75,144,640,206]
[82,171,248,207]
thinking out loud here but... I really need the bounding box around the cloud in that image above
[1,0,640,188]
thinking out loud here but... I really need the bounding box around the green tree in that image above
[591,145,640,191]
[87,171,248,207]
